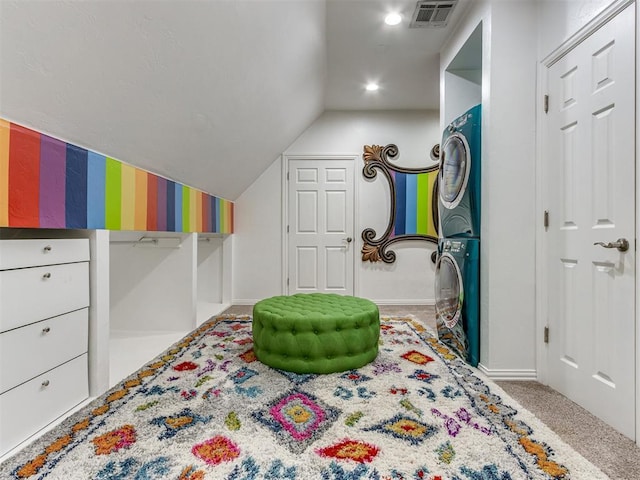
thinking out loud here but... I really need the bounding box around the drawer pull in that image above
[41,380,50,387]
[42,327,51,334]
[43,245,52,253]
[42,272,51,279]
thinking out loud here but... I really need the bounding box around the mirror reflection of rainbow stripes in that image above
[391,171,438,238]
[0,119,233,233]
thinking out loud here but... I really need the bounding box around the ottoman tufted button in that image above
[314,329,319,334]
[291,329,296,334]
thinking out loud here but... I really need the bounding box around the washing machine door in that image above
[439,132,471,210]
[435,252,464,328]
[435,252,469,361]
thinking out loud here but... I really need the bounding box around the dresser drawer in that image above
[0,354,88,457]
[0,239,89,270]
[0,262,89,333]
[0,309,88,394]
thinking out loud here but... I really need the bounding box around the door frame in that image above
[281,153,360,296]
[535,0,638,441]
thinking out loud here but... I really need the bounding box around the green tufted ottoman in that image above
[252,293,380,374]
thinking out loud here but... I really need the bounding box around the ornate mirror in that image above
[361,144,439,264]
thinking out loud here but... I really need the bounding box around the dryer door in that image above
[439,133,471,210]
[435,252,469,361]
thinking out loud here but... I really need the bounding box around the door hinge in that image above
[286,172,289,181]
[544,326,549,344]
[287,278,289,286]
[544,210,549,229]
[287,225,289,233]
[543,94,549,114]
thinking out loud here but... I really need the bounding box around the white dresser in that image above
[0,239,90,457]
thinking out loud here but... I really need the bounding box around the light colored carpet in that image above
[497,381,640,480]
[225,304,640,479]
[0,314,610,479]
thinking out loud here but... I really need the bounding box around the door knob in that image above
[594,238,629,252]
[345,237,353,243]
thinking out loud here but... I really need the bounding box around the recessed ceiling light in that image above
[365,82,379,92]
[384,12,402,26]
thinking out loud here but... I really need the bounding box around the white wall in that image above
[109,232,196,332]
[444,71,482,126]
[232,160,284,303]
[441,0,538,375]
[538,0,617,59]
[233,110,441,305]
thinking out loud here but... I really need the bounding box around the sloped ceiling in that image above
[0,0,326,201]
[0,0,469,201]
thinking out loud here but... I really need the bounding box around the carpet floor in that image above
[225,305,640,480]
[0,314,609,479]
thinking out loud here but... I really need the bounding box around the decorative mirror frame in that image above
[361,143,439,263]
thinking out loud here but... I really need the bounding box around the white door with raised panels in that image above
[287,158,355,295]
[544,4,635,439]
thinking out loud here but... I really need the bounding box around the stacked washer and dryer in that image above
[434,104,481,367]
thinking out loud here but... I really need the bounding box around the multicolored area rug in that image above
[1,316,607,480]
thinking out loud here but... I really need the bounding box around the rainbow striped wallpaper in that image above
[0,119,233,234]
[392,170,438,237]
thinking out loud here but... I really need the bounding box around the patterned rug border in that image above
[0,314,607,480]
[392,316,608,479]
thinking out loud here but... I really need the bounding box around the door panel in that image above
[545,4,635,439]
[325,247,346,289]
[326,168,346,183]
[297,168,318,183]
[296,191,318,233]
[326,191,346,233]
[296,247,318,290]
[288,159,354,295]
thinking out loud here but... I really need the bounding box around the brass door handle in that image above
[594,238,629,252]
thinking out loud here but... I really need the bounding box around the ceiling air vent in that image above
[410,0,458,28]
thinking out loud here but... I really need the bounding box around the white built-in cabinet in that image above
[108,231,232,386]
[0,238,90,457]
[197,235,231,324]
[0,228,232,457]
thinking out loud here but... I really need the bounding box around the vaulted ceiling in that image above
[0,0,469,200]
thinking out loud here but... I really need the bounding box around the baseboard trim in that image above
[232,299,260,306]
[477,363,537,381]
[372,299,435,306]
[233,299,435,306]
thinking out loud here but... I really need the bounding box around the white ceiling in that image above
[0,0,469,200]
[326,0,470,110]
